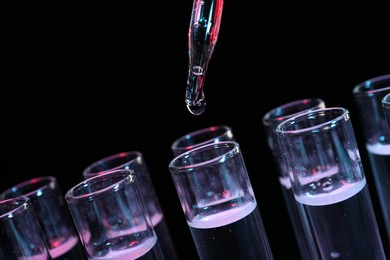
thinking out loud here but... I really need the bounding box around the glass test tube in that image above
[171,125,235,156]
[0,197,52,260]
[276,107,386,259]
[169,141,274,260]
[82,151,178,260]
[262,98,325,260]
[352,74,390,245]
[382,92,390,132]
[0,176,87,259]
[65,169,165,260]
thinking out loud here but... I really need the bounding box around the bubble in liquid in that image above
[330,251,341,258]
[192,66,204,76]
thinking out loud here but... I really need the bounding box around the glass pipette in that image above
[185,0,224,115]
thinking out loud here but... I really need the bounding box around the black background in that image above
[5,3,390,259]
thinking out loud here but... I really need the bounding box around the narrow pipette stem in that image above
[186,0,224,115]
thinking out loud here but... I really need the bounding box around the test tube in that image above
[276,107,386,259]
[82,151,178,260]
[0,196,51,259]
[171,125,235,156]
[262,98,325,260]
[0,176,87,259]
[352,74,390,245]
[65,169,165,259]
[382,92,390,134]
[169,141,274,259]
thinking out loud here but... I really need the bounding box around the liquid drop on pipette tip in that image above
[186,66,207,115]
[186,96,207,115]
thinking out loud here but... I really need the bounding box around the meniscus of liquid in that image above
[185,0,224,115]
